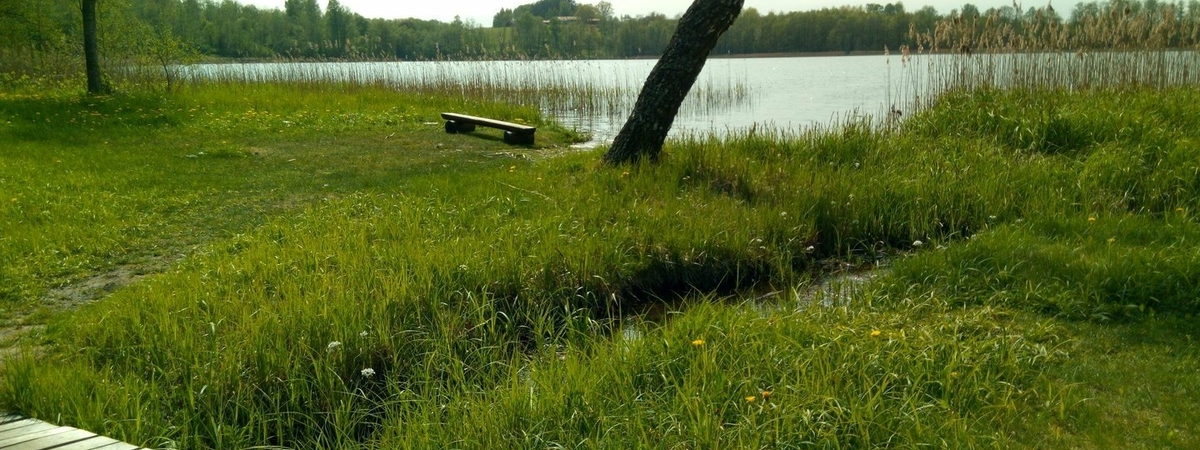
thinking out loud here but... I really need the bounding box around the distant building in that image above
[541,16,601,25]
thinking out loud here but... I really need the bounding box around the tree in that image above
[493,8,514,27]
[285,0,323,56]
[603,0,744,164]
[596,1,614,20]
[326,0,351,56]
[83,0,110,94]
[960,3,980,19]
[575,4,600,22]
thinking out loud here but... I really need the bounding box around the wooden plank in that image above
[0,421,58,438]
[0,416,143,450]
[0,419,45,434]
[0,426,72,448]
[440,112,536,133]
[55,436,140,450]
[0,413,23,425]
[3,428,98,450]
[84,442,142,450]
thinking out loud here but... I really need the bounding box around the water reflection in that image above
[187,56,908,146]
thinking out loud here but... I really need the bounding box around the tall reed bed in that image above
[181,60,752,125]
[890,1,1200,115]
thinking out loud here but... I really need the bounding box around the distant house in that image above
[541,16,602,25]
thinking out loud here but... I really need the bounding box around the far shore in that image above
[194,50,892,65]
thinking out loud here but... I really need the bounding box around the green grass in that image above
[0,83,578,321]
[2,84,1199,448]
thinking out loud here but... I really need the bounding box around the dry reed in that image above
[892,1,1200,115]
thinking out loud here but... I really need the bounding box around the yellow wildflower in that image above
[691,339,705,346]
[761,390,772,399]
[745,396,757,403]
[870,330,882,337]
[1088,216,1097,222]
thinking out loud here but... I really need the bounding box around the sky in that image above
[235,0,1022,27]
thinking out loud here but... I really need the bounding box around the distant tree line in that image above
[2,0,1200,72]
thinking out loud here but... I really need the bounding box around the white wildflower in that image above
[913,240,924,247]
[361,368,376,378]
[327,341,342,352]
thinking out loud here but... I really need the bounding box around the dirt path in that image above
[0,257,177,376]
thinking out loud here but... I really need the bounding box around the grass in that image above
[1,80,1199,448]
[0,82,580,318]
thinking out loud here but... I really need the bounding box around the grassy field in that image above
[1,81,1198,449]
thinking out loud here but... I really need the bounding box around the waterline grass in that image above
[183,60,753,125]
[885,3,1200,120]
[2,81,1199,447]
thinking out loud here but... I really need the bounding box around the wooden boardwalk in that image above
[0,413,147,450]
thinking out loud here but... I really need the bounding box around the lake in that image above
[186,50,1200,145]
[547,56,910,145]
[188,55,921,145]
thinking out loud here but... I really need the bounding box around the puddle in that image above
[618,262,890,342]
[793,265,888,308]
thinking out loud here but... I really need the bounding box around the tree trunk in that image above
[602,0,744,165]
[82,0,108,94]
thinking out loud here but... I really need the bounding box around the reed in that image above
[889,1,1200,116]
[180,59,752,126]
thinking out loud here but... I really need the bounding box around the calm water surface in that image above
[556,56,902,144]
[192,56,911,145]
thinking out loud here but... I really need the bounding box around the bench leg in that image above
[445,121,476,133]
[504,131,535,145]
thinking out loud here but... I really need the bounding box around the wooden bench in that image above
[441,112,536,145]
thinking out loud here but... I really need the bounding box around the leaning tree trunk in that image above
[602,0,744,165]
[82,0,108,94]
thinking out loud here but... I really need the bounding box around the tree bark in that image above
[82,0,108,94]
[602,0,744,165]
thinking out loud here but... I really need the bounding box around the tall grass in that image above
[889,2,1200,115]
[181,60,752,125]
[4,81,1199,448]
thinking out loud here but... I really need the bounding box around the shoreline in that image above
[195,51,891,65]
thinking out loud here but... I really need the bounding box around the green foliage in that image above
[907,87,1200,213]
[889,216,1200,320]
[3,83,1200,448]
[376,302,1068,448]
[8,0,1200,85]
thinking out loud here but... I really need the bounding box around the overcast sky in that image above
[235,0,1023,26]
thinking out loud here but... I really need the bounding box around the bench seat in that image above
[441,112,536,145]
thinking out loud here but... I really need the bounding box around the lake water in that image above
[549,56,908,144]
[189,55,923,145]
[187,51,1200,145]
